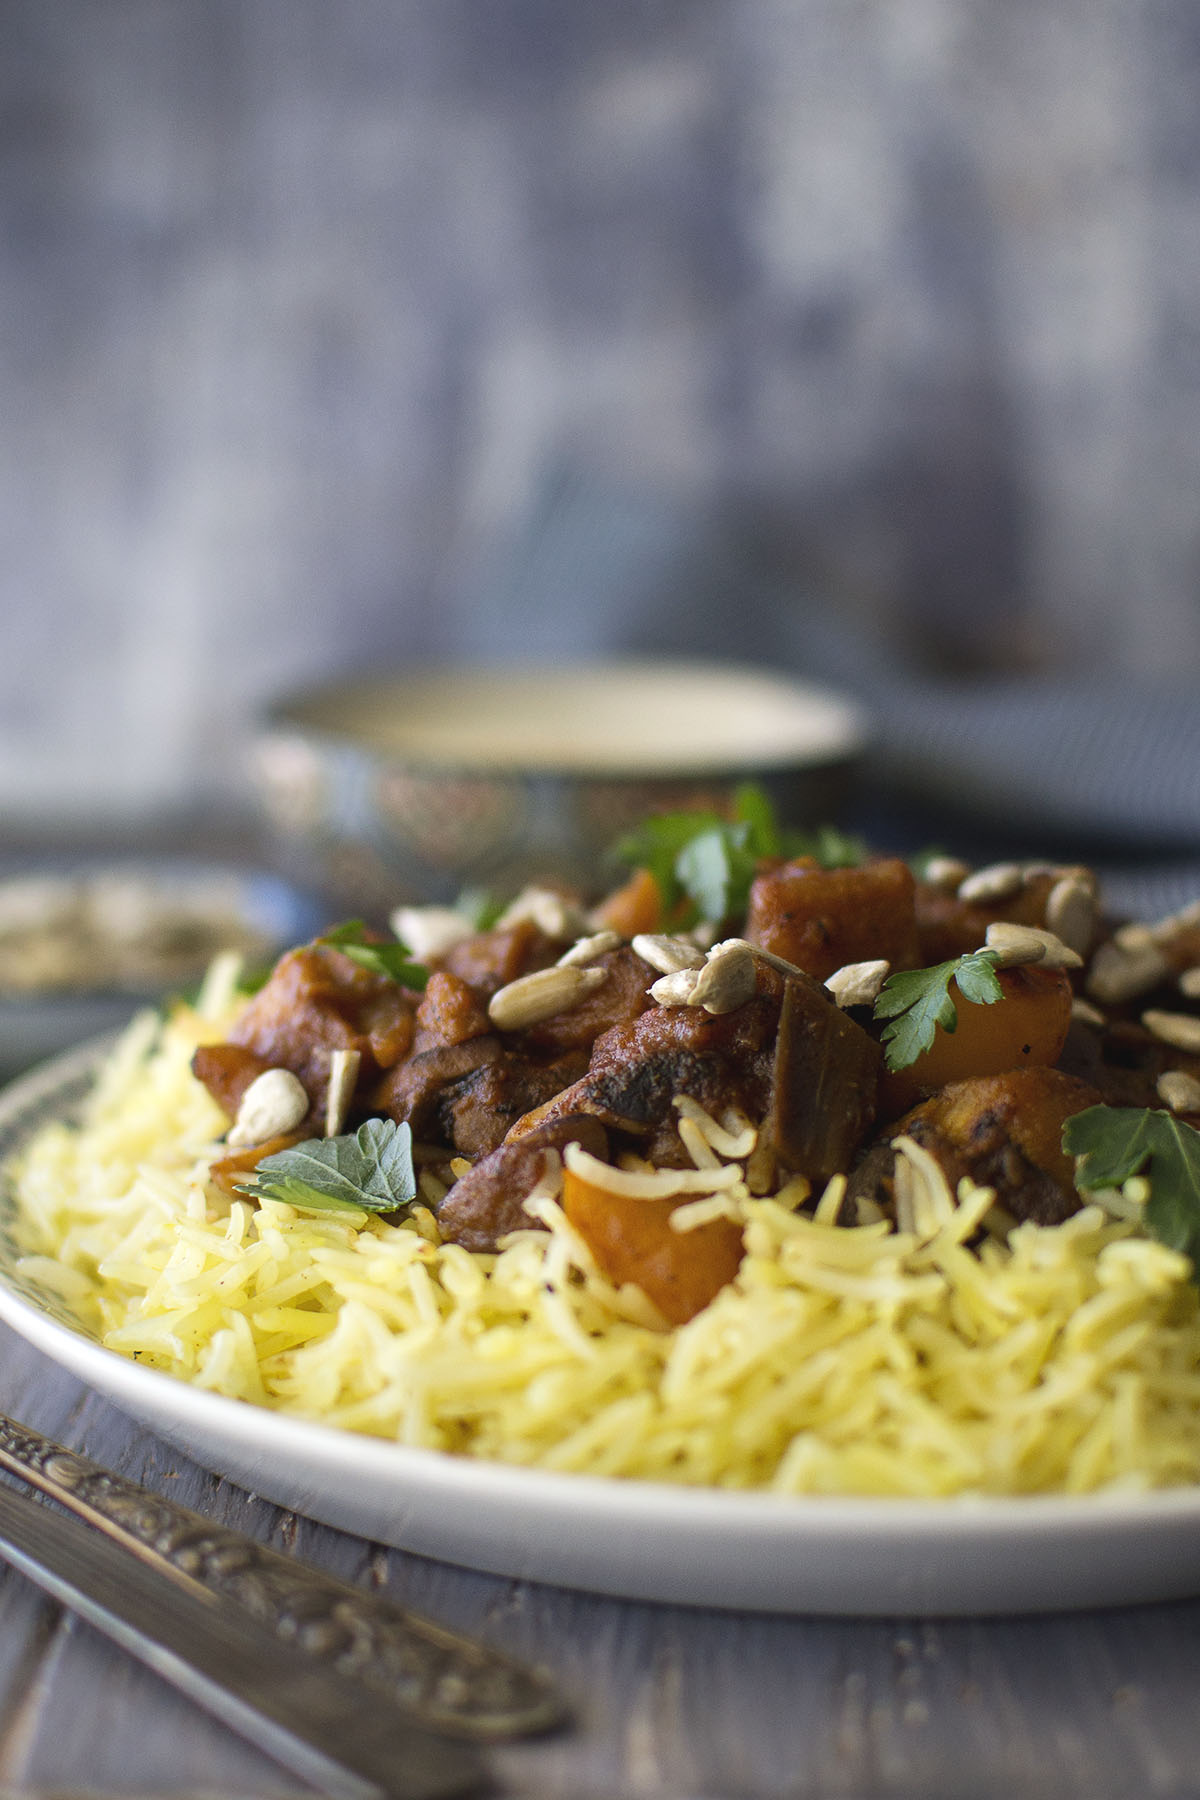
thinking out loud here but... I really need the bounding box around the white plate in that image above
[3,1040,1200,1619]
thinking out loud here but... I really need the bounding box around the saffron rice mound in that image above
[10,981,1200,1499]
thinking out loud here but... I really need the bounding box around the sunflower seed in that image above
[824,959,891,1008]
[1157,1069,1200,1113]
[227,1068,310,1148]
[495,886,586,940]
[1044,876,1098,956]
[982,923,1046,968]
[711,937,808,981]
[488,963,607,1030]
[691,940,758,1014]
[1179,966,1200,1000]
[984,922,1082,970]
[649,967,702,1007]
[1142,1009,1200,1054]
[631,932,706,976]
[1150,899,1200,943]
[921,856,970,891]
[1087,939,1170,1004]
[388,904,473,963]
[957,862,1025,904]
[557,929,622,967]
[1114,921,1159,953]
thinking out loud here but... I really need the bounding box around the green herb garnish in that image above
[674,825,746,926]
[787,823,867,870]
[234,1117,418,1217]
[907,845,951,880]
[234,961,275,996]
[1063,1105,1200,1265]
[611,783,862,926]
[872,950,1004,1072]
[612,807,726,919]
[454,887,506,932]
[315,921,428,989]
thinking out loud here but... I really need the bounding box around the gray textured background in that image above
[4,1,1200,825]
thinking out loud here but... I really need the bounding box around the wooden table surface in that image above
[2,1315,1200,1800]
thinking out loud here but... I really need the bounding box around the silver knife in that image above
[0,1417,565,1797]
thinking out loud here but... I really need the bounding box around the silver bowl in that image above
[252,659,870,911]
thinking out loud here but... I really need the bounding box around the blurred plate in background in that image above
[0,860,323,1084]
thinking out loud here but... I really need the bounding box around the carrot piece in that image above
[207,1130,309,1199]
[562,1163,744,1326]
[879,963,1074,1117]
[590,866,663,937]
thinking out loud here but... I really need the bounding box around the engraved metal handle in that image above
[0,1415,563,1740]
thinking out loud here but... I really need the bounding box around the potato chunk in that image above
[879,964,1074,1117]
[851,1067,1104,1228]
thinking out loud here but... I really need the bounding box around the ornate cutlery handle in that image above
[0,1414,562,1741]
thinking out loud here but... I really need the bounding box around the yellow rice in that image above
[10,984,1200,1498]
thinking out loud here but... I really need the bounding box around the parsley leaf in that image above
[872,950,1004,1071]
[611,783,862,925]
[952,952,1006,1006]
[780,823,866,870]
[234,1117,418,1217]
[1063,1105,1200,1265]
[315,921,428,990]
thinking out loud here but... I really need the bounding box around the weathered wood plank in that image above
[4,1313,1200,1799]
[6,1617,303,1798]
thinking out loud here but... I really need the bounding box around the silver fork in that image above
[0,1414,565,1800]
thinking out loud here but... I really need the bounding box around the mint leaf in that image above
[1062,1105,1158,1190]
[873,950,1003,1071]
[235,1117,418,1217]
[316,921,428,990]
[234,1175,370,1218]
[1064,1105,1200,1264]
